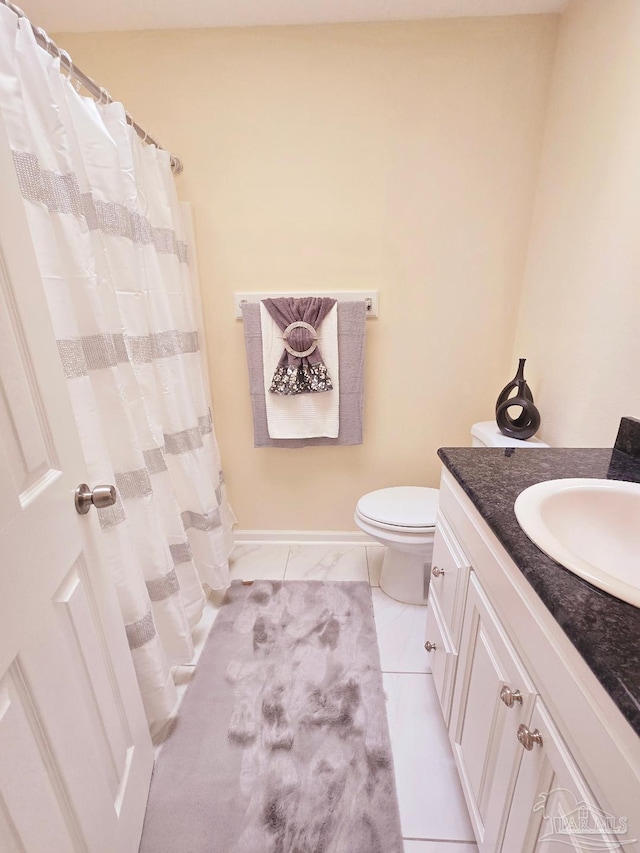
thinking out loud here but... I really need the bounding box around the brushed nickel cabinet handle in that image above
[517,723,543,750]
[424,641,437,652]
[500,685,524,708]
[432,566,445,578]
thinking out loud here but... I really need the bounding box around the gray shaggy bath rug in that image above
[139,580,403,853]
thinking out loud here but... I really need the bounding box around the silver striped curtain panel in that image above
[0,8,235,725]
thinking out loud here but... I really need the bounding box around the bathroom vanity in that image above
[426,444,640,852]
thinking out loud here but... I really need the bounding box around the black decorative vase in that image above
[495,358,541,440]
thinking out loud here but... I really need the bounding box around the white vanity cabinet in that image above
[424,512,471,722]
[449,571,536,851]
[426,469,640,852]
[500,698,623,852]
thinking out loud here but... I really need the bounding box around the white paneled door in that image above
[0,115,153,850]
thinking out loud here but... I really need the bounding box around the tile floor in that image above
[162,542,478,853]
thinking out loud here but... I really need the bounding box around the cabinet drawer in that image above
[429,512,471,649]
[424,594,458,725]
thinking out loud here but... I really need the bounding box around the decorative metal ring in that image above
[282,321,318,357]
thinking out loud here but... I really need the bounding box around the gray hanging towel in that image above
[262,296,337,394]
[241,301,366,448]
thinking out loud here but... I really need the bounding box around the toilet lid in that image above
[357,487,439,530]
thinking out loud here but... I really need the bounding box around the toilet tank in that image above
[471,420,549,448]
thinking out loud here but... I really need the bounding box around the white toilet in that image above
[470,420,549,449]
[355,420,549,604]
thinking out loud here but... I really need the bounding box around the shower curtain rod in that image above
[1,0,184,174]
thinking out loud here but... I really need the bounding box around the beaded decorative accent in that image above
[269,363,333,395]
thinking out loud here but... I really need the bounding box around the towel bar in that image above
[234,291,378,320]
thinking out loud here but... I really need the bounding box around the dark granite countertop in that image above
[437,441,640,737]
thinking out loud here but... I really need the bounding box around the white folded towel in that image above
[260,302,339,439]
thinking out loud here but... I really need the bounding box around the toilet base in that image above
[379,543,434,605]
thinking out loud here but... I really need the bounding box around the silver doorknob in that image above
[75,483,117,515]
[432,566,445,577]
[500,685,523,708]
[424,641,437,652]
[517,723,543,751]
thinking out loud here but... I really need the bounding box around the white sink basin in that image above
[514,478,640,608]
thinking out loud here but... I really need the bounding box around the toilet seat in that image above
[356,487,439,534]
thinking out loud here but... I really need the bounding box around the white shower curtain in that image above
[0,7,235,724]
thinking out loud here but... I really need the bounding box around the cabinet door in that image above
[430,513,471,649]
[449,572,536,853]
[501,699,626,852]
[424,592,457,723]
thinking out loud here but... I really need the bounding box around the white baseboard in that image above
[233,529,381,546]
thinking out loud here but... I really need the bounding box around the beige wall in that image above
[512,0,640,447]
[57,18,558,529]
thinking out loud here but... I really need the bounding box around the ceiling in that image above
[18,0,569,34]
